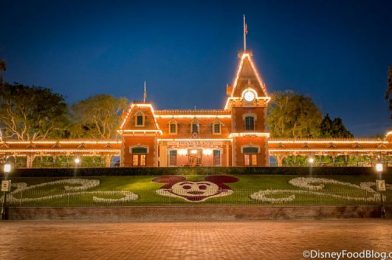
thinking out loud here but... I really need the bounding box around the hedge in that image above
[1,166,390,178]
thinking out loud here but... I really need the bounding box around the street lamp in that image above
[1,163,12,220]
[308,157,315,176]
[375,163,386,218]
[74,157,81,166]
[3,163,11,179]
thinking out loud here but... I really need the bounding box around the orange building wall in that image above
[122,136,157,167]
[231,107,266,132]
[233,136,269,166]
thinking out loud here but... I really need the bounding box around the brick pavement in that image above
[0,220,392,260]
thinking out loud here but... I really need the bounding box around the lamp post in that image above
[73,157,81,178]
[307,157,314,176]
[74,157,81,166]
[1,163,12,220]
[375,163,386,218]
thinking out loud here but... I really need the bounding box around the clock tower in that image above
[225,50,270,166]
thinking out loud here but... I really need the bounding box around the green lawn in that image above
[5,174,392,207]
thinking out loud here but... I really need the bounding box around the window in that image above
[169,122,177,134]
[213,123,221,134]
[242,147,259,154]
[243,147,258,166]
[131,147,148,154]
[135,112,144,126]
[213,150,221,166]
[131,147,148,167]
[191,123,199,134]
[169,150,177,166]
[245,116,255,131]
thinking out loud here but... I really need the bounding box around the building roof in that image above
[155,109,231,115]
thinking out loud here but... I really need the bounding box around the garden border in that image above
[2,166,391,177]
[8,205,391,220]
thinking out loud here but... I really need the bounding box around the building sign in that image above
[167,141,224,147]
[1,180,11,192]
[376,180,386,192]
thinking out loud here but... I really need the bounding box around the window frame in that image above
[169,121,177,135]
[213,122,221,135]
[168,150,178,166]
[135,112,145,127]
[191,121,199,134]
[244,116,255,131]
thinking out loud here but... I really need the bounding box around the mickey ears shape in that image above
[205,175,239,184]
[152,175,186,184]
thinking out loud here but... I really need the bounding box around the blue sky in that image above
[1,0,391,136]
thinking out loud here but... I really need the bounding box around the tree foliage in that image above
[70,94,128,139]
[320,114,353,138]
[385,66,392,119]
[0,83,68,140]
[267,91,322,138]
[0,59,6,87]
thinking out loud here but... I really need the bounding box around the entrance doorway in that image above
[188,149,202,166]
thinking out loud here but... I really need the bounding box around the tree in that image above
[385,66,392,119]
[0,60,6,87]
[320,114,353,138]
[0,83,69,140]
[70,94,128,139]
[267,91,322,138]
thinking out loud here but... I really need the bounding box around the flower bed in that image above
[4,178,138,204]
[251,177,388,204]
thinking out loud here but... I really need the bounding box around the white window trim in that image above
[169,120,178,135]
[168,149,178,167]
[240,145,260,154]
[135,111,145,127]
[190,120,199,134]
[212,148,222,166]
[242,113,257,120]
[129,145,149,154]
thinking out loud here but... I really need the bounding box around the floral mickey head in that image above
[153,175,238,202]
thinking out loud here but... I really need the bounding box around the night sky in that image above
[1,0,391,136]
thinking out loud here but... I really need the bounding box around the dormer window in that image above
[191,121,199,134]
[245,116,255,131]
[135,112,144,127]
[169,121,177,134]
[213,122,221,134]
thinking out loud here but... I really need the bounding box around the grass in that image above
[5,174,392,207]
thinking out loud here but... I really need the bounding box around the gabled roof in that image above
[230,52,269,98]
[119,103,160,131]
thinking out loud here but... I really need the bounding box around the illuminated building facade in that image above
[118,51,271,167]
[1,49,392,167]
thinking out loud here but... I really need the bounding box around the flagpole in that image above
[243,15,246,51]
[143,80,147,103]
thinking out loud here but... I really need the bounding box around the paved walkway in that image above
[0,220,392,260]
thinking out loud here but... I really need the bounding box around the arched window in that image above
[169,121,177,134]
[191,120,199,134]
[135,112,144,127]
[244,116,255,131]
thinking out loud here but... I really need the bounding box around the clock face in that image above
[243,90,256,102]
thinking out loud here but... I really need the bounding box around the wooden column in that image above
[26,154,34,168]
[105,155,112,167]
